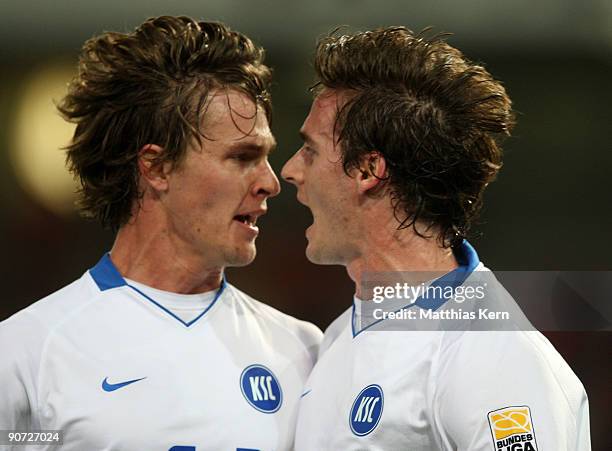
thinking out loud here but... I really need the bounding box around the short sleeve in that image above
[0,311,46,433]
[432,331,591,451]
[294,320,324,366]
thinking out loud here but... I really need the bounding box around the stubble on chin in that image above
[305,240,332,265]
[224,243,257,268]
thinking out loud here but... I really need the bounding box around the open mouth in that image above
[233,214,257,227]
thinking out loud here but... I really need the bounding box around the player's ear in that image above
[138,144,172,192]
[356,151,387,195]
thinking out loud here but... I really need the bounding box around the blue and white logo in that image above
[240,364,282,413]
[349,384,384,436]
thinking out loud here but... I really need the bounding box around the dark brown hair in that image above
[314,27,515,247]
[58,16,272,231]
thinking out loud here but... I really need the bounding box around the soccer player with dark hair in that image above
[282,27,590,450]
[0,16,321,450]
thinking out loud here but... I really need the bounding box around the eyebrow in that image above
[299,130,314,145]
[227,139,277,155]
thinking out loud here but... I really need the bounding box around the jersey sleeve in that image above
[431,331,591,451]
[317,308,351,359]
[0,311,46,432]
[293,320,324,366]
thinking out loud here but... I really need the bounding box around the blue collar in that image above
[89,253,127,291]
[89,253,227,327]
[413,239,480,310]
[352,240,480,337]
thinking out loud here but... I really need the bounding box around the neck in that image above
[110,213,223,295]
[346,220,458,299]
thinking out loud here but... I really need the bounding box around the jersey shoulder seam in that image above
[428,329,460,448]
[521,331,578,422]
[33,282,107,423]
[227,284,321,356]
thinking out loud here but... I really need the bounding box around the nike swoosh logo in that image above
[102,376,146,392]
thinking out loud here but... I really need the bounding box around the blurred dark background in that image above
[0,0,610,448]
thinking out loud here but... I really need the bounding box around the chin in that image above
[306,241,336,265]
[306,234,354,265]
[225,244,257,267]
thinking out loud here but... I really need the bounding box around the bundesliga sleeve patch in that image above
[487,406,538,451]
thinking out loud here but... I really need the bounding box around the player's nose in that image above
[281,151,302,186]
[254,160,281,198]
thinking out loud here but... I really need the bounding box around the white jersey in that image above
[295,242,591,451]
[0,254,322,451]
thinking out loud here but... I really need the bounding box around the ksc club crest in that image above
[240,364,282,413]
[349,384,384,436]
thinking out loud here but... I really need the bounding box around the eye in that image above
[300,146,317,166]
[303,145,317,156]
[231,152,258,163]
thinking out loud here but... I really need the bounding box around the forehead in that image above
[202,89,273,144]
[302,89,351,142]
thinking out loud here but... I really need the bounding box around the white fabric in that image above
[0,268,322,451]
[124,278,216,323]
[295,267,591,451]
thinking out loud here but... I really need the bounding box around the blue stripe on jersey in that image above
[89,253,227,327]
[351,239,480,337]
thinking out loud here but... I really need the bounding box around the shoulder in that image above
[226,284,323,361]
[438,330,585,405]
[318,307,352,357]
[432,330,589,449]
[1,271,100,340]
[2,271,101,336]
[439,264,585,408]
[0,271,101,397]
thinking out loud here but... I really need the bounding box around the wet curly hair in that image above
[58,16,272,231]
[313,27,515,247]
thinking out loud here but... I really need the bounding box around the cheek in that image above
[314,171,349,206]
[188,173,236,210]
[325,185,354,228]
